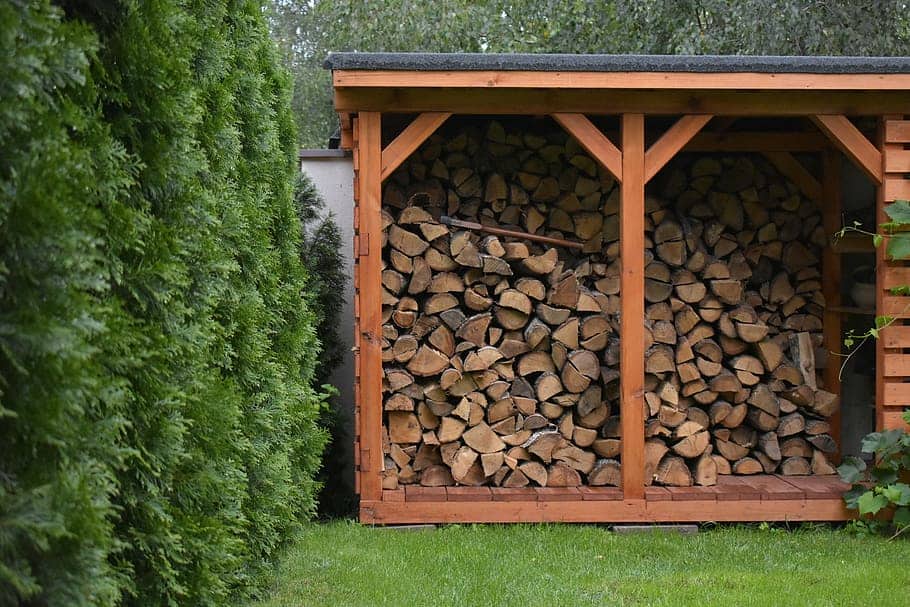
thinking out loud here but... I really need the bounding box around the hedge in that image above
[0,1,327,605]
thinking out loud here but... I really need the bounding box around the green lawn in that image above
[260,521,910,606]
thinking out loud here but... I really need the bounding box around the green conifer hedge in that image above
[0,1,327,604]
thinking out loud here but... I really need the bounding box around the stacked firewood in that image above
[642,156,838,486]
[378,120,839,490]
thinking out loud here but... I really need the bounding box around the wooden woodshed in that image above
[326,52,910,524]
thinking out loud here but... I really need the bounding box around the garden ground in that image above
[259,521,910,606]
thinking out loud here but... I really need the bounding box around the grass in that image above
[259,521,910,606]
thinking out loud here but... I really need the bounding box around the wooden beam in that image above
[380,112,451,181]
[339,112,353,150]
[762,151,823,202]
[885,120,910,143]
[882,379,910,406]
[360,496,850,524]
[357,111,384,501]
[335,69,910,91]
[644,114,713,182]
[821,148,842,458]
[335,88,910,117]
[620,113,646,500]
[551,113,622,182]
[882,409,910,431]
[685,131,827,152]
[811,115,883,184]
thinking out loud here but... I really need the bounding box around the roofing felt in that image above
[324,52,910,74]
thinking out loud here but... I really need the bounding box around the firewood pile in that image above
[378,119,839,490]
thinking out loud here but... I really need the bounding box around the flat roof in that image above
[325,52,910,74]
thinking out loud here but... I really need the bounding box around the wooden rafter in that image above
[551,113,623,182]
[380,112,451,181]
[619,113,645,500]
[644,114,713,182]
[811,115,883,185]
[761,151,822,202]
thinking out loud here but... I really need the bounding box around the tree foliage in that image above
[1,1,327,604]
[294,173,346,387]
[266,0,910,147]
[293,172,354,516]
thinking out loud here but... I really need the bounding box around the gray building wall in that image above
[299,151,355,504]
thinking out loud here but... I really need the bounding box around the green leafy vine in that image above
[835,200,910,537]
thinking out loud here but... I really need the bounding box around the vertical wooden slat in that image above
[877,115,900,431]
[620,113,646,500]
[351,117,361,496]
[357,111,384,501]
[821,148,842,456]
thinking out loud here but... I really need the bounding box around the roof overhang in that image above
[328,52,910,116]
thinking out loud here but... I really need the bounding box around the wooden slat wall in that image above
[879,117,910,430]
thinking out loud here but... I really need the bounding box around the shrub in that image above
[0,1,327,604]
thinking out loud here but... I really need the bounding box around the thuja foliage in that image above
[293,173,353,516]
[295,173,346,387]
[1,1,327,605]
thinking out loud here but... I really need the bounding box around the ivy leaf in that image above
[844,485,865,510]
[837,456,866,483]
[890,285,910,296]
[875,315,894,329]
[871,466,899,486]
[861,430,903,454]
[882,483,910,506]
[857,491,890,516]
[886,234,910,260]
[873,233,884,248]
[843,337,854,348]
[893,506,910,528]
[883,200,910,225]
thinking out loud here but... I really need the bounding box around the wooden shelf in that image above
[828,305,876,316]
[365,475,852,523]
[831,233,875,254]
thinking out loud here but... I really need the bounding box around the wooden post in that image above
[357,111,384,502]
[821,147,842,455]
[620,114,646,499]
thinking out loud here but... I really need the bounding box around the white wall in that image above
[299,151,355,498]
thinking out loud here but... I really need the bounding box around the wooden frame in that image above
[335,88,910,116]
[335,70,910,90]
[339,60,910,524]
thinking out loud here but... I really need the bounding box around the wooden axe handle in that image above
[440,215,585,250]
